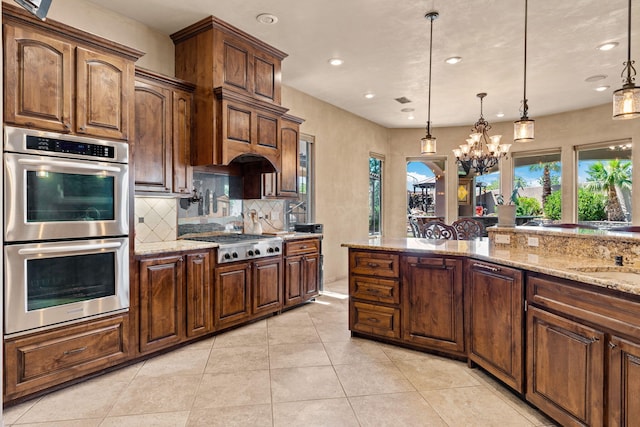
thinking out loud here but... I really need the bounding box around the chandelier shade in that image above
[514,0,535,142]
[420,11,439,154]
[613,0,640,119]
[453,93,511,176]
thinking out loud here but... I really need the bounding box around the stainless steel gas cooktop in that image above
[184,234,282,264]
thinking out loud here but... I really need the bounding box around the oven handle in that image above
[18,241,123,255]
[17,158,123,173]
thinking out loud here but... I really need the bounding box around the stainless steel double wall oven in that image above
[3,126,130,335]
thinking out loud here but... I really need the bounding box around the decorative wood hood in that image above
[171,14,293,173]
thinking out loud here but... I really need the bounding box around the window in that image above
[465,170,500,216]
[512,150,561,220]
[369,155,383,235]
[576,141,632,224]
[286,134,314,228]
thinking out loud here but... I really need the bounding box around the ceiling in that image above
[86,0,639,129]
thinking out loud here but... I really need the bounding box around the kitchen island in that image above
[342,230,640,427]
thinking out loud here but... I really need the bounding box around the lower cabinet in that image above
[214,256,283,330]
[138,250,213,354]
[4,314,130,402]
[608,336,640,426]
[402,256,464,356]
[466,260,524,393]
[284,238,321,308]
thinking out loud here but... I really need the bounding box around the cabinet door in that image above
[526,306,604,426]
[467,261,524,393]
[303,253,320,299]
[253,258,282,316]
[76,47,132,140]
[134,79,172,192]
[284,255,304,307]
[172,89,193,195]
[185,252,213,338]
[276,120,299,197]
[214,262,252,329]
[138,256,185,353]
[4,24,73,132]
[608,336,640,427]
[402,256,464,355]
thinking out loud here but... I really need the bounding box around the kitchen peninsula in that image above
[343,226,640,427]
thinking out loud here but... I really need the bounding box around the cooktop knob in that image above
[255,249,261,255]
[223,253,231,260]
[274,247,280,252]
[232,252,238,258]
[267,247,274,253]
[247,250,254,256]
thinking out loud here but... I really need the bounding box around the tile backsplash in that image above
[243,199,286,233]
[135,196,178,244]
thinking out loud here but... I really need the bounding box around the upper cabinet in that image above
[171,14,302,180]
[264,114,304,198]
[3,3,143,140]
[172,17,285,105]
[134,68,195,195]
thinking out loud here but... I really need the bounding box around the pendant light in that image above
[420,11,439,154]
[613,0,640,119]
[514,0,534,142]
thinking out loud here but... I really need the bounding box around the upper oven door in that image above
[4,152,129,241]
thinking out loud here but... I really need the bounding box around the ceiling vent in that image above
[395,97,412,104]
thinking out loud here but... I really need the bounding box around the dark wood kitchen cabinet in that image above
[284,238,321,308]
[466,260,524,393]
[264,115,304,198]
[134,68,195,194]
[3,4,142,140]
[252,257,283,316]
[4,313,130,402]
[608,335,640,426]
[137,250,213,353]
[349,250,401,339]
[402,256,465,356]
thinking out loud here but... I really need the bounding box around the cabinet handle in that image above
[367,317,380,323]
[367,262,379,268]
[79,126,86,132]
[63,346,87,356]
[609,342,617,349]
[366,288,381,294]
[300,245,307,249]
[473,263,501,272]
[591,337,600,343]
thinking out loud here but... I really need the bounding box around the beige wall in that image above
[17,0,640,283]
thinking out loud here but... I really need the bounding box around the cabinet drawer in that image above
[5,314,130,400]
[285,239,320,256]
[350,276,400,304]
[350,301,400,339]
[527,273,640,340]
[349,250,399,278]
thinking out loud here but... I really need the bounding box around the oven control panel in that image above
[27,135,115,159]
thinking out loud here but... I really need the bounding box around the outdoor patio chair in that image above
[452,218,485,240]
[420,221,458,240]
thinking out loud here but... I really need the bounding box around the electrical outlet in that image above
[264,213,270,220]
[138,217,145,223]
[528,236,539,247]
[494,234,510,244]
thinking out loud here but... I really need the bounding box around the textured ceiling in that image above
[86,0,639,128]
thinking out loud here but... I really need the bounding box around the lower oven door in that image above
[4,237,129,335]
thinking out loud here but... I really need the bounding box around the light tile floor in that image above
[4,279,557,426]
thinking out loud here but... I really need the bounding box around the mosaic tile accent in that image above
[134,197,178,244]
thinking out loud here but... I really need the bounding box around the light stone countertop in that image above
[342,237,640,297]
[135,233,322,256]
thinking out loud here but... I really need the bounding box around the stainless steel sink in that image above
[568,266,640,281]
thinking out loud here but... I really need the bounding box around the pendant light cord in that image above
[426,13,436,136]
[522,0,529,118]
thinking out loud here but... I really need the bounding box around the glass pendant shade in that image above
[514,118,535,142]
[420,135,437,154]
[613,86,640,119]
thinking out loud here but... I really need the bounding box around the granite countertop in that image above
[342,237,640,296]
[135,232,322,256]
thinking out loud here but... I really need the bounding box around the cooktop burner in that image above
[184,234,282,263]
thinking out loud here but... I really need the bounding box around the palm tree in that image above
[529,161,560,207]
[585,159,632,221]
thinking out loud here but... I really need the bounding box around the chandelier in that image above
[612,0,640,119]
[453,93,511,175]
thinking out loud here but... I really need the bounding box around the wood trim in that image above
[135,67,196,92]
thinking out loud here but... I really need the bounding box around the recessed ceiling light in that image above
[595,85,610,92]
[400,108,415,112]
[256,13,278,25]
[496,112,505,118]
[445,56,462,64]
[585,74,607,82]
[597,42,618,51]
[328,58,344,66]
[364,93,375,99]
